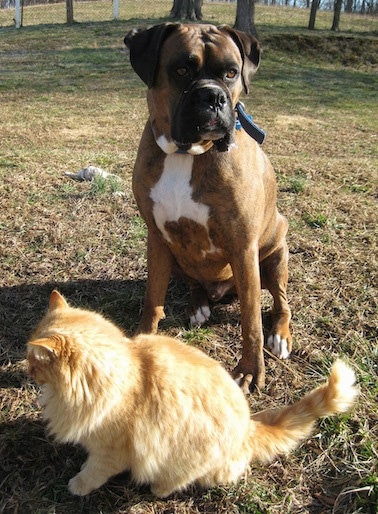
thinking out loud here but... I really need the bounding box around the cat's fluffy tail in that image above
[249,360,358,463]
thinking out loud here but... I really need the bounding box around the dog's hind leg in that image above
[261,240,292,359]
[186,278,236,327]
[186,284,211,327]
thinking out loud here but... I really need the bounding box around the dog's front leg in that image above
[232,247,265,392]
[137,230,173,334]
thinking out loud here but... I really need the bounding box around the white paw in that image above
[189,305,211,327]
[267,334,290,359]
[68,474,94,496]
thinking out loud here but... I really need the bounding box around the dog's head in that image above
[124,23,260,155]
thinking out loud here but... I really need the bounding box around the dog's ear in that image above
[219,26,261,94]
[124,23,178,88]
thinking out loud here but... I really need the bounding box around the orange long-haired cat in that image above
[27,290,358,497]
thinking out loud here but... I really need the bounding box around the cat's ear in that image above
[49,290,69,311]
[27,336,63,360]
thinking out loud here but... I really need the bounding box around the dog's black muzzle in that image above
[171,79,236,152]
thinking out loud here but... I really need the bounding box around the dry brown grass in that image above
[0,8,377,514]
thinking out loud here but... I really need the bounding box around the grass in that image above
[1,4,377,514]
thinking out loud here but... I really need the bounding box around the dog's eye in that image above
[176,67,189,77]
[225,69,238,80]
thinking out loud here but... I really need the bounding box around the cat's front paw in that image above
[68,474,95,496]
[151,482,175,498]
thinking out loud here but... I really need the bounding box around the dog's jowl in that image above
[124,23,292,391]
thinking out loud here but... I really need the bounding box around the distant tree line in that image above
[3,0,377,14]
[2,0,376,34]
[254,0,377,12]
[196,0,378,14]
[171,0,377,35]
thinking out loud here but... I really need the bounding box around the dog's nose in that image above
[196,86,227,111]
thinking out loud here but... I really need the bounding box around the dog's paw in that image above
[233,357,265,392]
[68,474,94,496]
[267,334,290,359]
[234,373,253,394]
[189,305,211,327]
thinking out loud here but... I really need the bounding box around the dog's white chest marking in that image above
[150,154,218,253]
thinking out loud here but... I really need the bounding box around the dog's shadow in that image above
[1,278,277,390]
[0,278,190,366]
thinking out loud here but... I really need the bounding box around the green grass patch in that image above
[303,211,329,228]
[89,174,124,196]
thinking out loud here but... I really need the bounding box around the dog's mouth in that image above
[172,80,236,153]
[174,121,230,152]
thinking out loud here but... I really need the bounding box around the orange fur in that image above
[27,291,358,497]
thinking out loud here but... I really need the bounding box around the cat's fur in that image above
[27,290,358,497]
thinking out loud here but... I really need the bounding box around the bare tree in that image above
[66,0,74,24]
[331,0,343,30]
[308,0,320,30]
[234,0,258,37]
[170,0,203,21]
[345,0,354,12]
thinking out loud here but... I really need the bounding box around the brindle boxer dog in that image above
[124,23,292,391]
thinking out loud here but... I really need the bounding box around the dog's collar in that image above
[235,102,266,145]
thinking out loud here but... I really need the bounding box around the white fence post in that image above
[113,0,119,20]
[15,0,21,28]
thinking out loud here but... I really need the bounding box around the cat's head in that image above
[27,290,75,386]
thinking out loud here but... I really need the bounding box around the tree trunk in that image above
[345,0,353,12]
[170,0,185,19]
[234,0,258,38]
[308,0,320,30]
[66,0,74,24]
[170,0,203,20]
[331,0,343,31]
[194,0,202,20]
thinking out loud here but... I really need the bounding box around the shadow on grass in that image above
[0,414,159,514]
[0,280,130,363]
[0,277,285,372]
[0,278,195,366]
[1,18,377,111]
[0,415,372,514]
